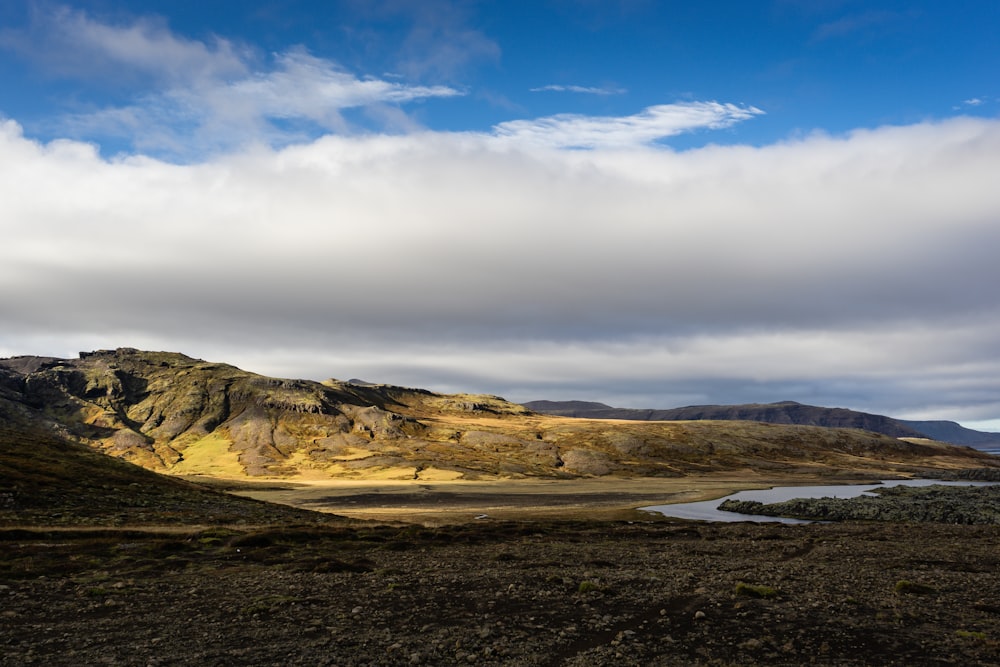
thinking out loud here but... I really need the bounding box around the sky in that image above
[2,1,1000,429]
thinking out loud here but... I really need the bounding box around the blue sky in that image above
[2,1,996,157]
[2,1,1000,429]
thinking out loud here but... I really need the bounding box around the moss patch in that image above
[169,434,244,477]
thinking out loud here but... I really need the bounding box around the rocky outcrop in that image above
[719,484,1000,524]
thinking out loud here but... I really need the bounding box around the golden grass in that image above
[169,434,244,477]
[326,447,374,461]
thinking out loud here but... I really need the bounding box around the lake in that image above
[639,479,999,524]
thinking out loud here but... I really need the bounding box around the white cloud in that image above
[3,8,462,159]
[953,98,988,111]
[66,48,461,159]
[530,84,626,95]
[3,115,1000,420]
[0,5,247,84]
[224,49,461,114]
[492,102,764,149]
[3,8,753,159]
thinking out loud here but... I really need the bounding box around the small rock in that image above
[694,611,706,620]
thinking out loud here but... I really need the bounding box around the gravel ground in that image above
[3,520,999,666]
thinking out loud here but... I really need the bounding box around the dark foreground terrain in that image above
[3,520,999,666]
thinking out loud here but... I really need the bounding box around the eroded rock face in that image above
[561,449,613,476]
[0,349,423,476]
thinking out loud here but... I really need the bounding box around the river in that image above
[639,479,999,524]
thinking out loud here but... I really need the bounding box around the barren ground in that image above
[4,474,1000,666]
[3,518,999,666]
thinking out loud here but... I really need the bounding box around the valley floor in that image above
[206,472,905,524]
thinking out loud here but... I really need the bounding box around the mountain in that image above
[2,349,997,481]
[897,420,1000,451]
[524,400,619,416]
[523,400,1000,451]
[521,400,923,436]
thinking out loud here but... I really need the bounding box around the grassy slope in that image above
[0,398,334,526]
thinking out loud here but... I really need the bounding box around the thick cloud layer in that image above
[2,115,1000,421]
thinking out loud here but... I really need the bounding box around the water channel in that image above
[639,479,998,524]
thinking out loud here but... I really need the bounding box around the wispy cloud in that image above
[530,84,626,95]
[345,0,501,81]
[0,5,247,84]
[1,7,757,159]
[811,10,906,43]
[492,102,763,149]
[2,7,462,159]
[952,97,990,111]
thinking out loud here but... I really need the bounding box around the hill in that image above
[898,419,1000,451]
[0,388,332,526]
[2,349,997,482]
[523,400,1000,451]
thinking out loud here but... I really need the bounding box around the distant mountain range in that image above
[522,400,1000,452]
